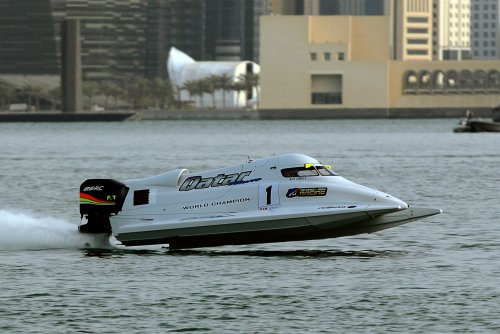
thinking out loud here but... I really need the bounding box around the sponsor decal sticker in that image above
[179,171,260,191]
[79,193,115,205]
[83,186,104,191]
[318,205,357,209]
[182,197,251,210]
[286,187,327,198]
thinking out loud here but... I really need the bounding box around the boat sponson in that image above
[116,207,439,249]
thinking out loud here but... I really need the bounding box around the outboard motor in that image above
[79,179,129,234]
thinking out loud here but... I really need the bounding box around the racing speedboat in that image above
[79,154,441,249]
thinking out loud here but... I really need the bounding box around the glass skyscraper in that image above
[0,0,265,81]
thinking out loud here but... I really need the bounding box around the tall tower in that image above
[393,0,433,60]
[61,19,83,113]
[471,0,500,59]
[269,0,319,14]
[271,0,387,15]
[433,0,471,60]
[0,0,59,74]
[162,0,265,62]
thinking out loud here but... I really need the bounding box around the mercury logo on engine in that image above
[179,171,255,191]
[83,186,104,191]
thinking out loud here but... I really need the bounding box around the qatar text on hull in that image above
[79,154,441,249]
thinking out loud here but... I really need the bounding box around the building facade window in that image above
[407,17,428,23]
[403,69,500,95]
[311,92,342,104]
[310,52,317,61]
[311,74,342,105]
[407,49,428,55]
[408,38,428,44]
[408,28,428,33]
[324,52,331,61]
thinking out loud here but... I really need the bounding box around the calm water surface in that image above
[0,119,499,333]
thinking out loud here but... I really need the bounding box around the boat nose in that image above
[376,191,409,209]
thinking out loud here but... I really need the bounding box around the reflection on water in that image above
[82,247,407,259]
[167,248,408,258]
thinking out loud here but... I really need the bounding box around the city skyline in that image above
[0,0,499,82]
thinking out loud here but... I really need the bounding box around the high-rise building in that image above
[269,0,318,15]
[206,0,257,61]
[53,0,148,80]
[471,0,500,59]
[165,0,266,62]
[320,0,387,15]
[392,0,433,60]
[160,0,206,64]
[432,0,471,60]
[0,0,266,81]
[0,0,148,80]
[270,0,387,15]
[0,0,59,75]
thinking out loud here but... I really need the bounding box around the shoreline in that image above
[0,107,493,122]
[0,111,138,122]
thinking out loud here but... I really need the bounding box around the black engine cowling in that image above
[79,179,129,234]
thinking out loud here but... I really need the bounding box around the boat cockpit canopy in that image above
[281,164,337,178]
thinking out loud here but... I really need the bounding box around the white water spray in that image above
[0,210,112,250]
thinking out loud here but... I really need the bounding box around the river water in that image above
[0,119,498,333]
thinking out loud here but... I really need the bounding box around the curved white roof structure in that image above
[167,47,196,86]
[167,47,260,109]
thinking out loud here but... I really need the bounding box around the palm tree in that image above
[127,78,157,110]
[215,74,233,109]
[21,84,46,111]
[162,79,175,110]
[99,80,126,110]
[82,81,99,111]
[204,76,218,109]
[0,84,16,110]
[231,81,247,108]
[196,79,209,109]
[47,86,61,111]
[148,78,174,110]
[172,84,183,108]
[107,82,124,110]
[139,79,154,109]
[237,73,259,107]
[98,81,117,109]
[182,80,201,108]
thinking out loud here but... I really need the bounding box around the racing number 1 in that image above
[266,186,272,205]
[259,183,280,209]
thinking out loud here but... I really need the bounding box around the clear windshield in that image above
[281,165,337,177]
[281,166,318,177]
[316,165,337,176]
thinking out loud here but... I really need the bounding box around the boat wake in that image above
[0,210,112,251]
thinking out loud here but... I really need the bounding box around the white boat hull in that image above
[111,206,440,248]
[79,154,441,249]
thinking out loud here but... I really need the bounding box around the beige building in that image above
[392,0,433,60]
[260,15,500,114]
